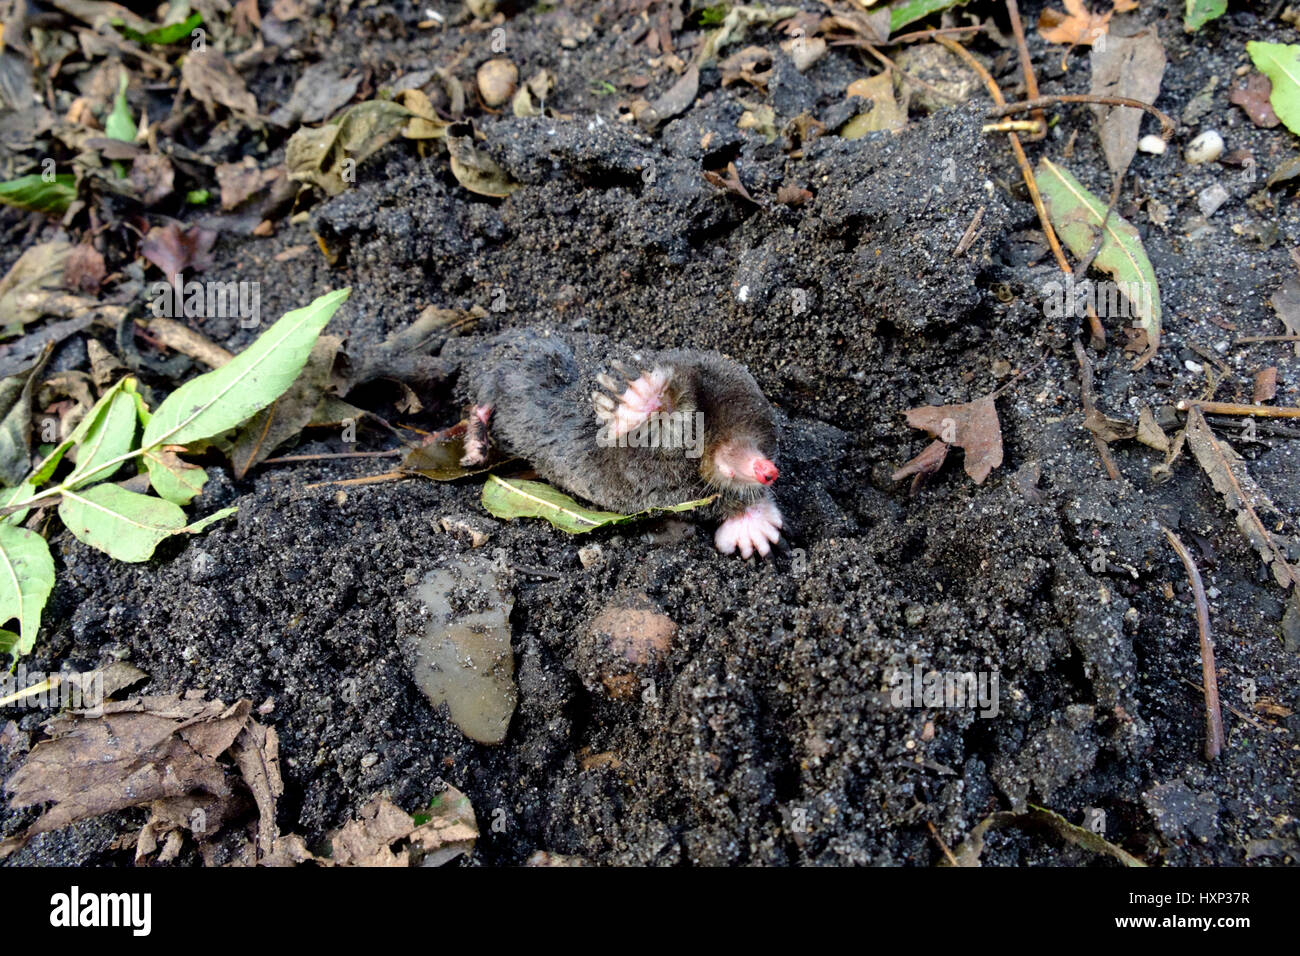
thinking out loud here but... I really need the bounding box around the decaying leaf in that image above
[1036,158,1163,367]
[1268,276,1300,357]
[1185,405,1297,589]
[0,693,280,862]
[1230,73,1282,129]
[0,347,52,486]
[1254,367,1278,405]
[947,804,1146,867]
[216,158,284,210]
[1136,405,1170,452]
[403,423,502,481]
[640,64,699,128]
[139,223,217,278]
[287,100,414,196]
[1083,409,1137,443]
[901,395,1004,484]
[181,50,259,118]
[445,125,519,198]
[327,790,477,867]
[1089,28,1165,176]
[481,475,716,534]
[0,241,72,338]
[842,73,905,137]
[1039,0,1117,47]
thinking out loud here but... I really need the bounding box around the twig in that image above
[988,95,1176,142]
[1005,0,1046,141]
[1073,338,1120,480]
[1176,400,1300,419]
[304,472,407,490]
[1179,678,1272,734]
[261,450,405,465]
[138,317,233,368]
[1161,527,1225,761]
[892,24,984,44]
[927,821,960,866]
[935,36,1071,281]
[982,120,1042,134]
[1234,334,1300,345]
[953,205,985,256]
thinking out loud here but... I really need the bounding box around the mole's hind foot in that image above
[459,404,493,466]
[592,364,673,439]
[714,499,783,559]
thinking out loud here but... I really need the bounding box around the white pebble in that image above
[1185,130,1224,165]
[1138,134,1167,155]
[1198,183,1230,217]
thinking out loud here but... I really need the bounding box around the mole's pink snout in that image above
[753,458,779,485]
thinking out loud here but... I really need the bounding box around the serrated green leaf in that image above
[1184,0,1226,32]
[0,174,76,215]
[481,475,716,534]
[142,288,350,452]
[57,484,189,563]
[106,70,136,143]
[1247,41,1300,137]
[1035,158,1163,368]
[0,523,56,661]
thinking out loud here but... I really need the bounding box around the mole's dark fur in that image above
[444,329,779,521]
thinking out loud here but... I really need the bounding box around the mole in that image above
[445,328,784,558]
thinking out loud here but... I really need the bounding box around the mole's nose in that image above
[754,458,779,485]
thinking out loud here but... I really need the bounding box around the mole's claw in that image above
[596,372,619,393]
[714,499,784,559]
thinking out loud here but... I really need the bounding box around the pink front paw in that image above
[714,499,783,559]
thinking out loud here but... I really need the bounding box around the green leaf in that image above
[1035,158,1163,368]
[105,70,136,144]
[142,288,351,453]
[56,484,189,563]
[1184,0,1227,32]
[186,188,211,204]
[186,506,237,534]
[142,447,208,505]
[65,381,139,489]
[1247,42,1300,137]
[1,479,38,526]
[889,0,970,32]
[0,174,76,215]
[0,523,56,661]
[481,475,716,534]
[115,11,204,45]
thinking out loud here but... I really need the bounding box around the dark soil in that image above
[2,0,1299,866]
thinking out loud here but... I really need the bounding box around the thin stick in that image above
[1005,0,1046,141]
[989,95,1176,141]
[304,472,407,490]
[1176,400,1300,419]
[1162,527,1225,761]
[927,821,960,866]
[935,36,1071,280]
[1234,334,1300,344]
[892,24,984,44]
[1180,678,1272,733]
[261,450,405,465]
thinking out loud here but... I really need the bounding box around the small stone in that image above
[476,58,517,108]
[1185,130,1224,165]
[1137,134,1166,155]
[439,514,492,548]
[360,752,379,769]
[904,605,925,627]
[1197,183,1230,217]
[578,543,604,568]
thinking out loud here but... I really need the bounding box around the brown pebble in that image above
[477,58,518,108]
